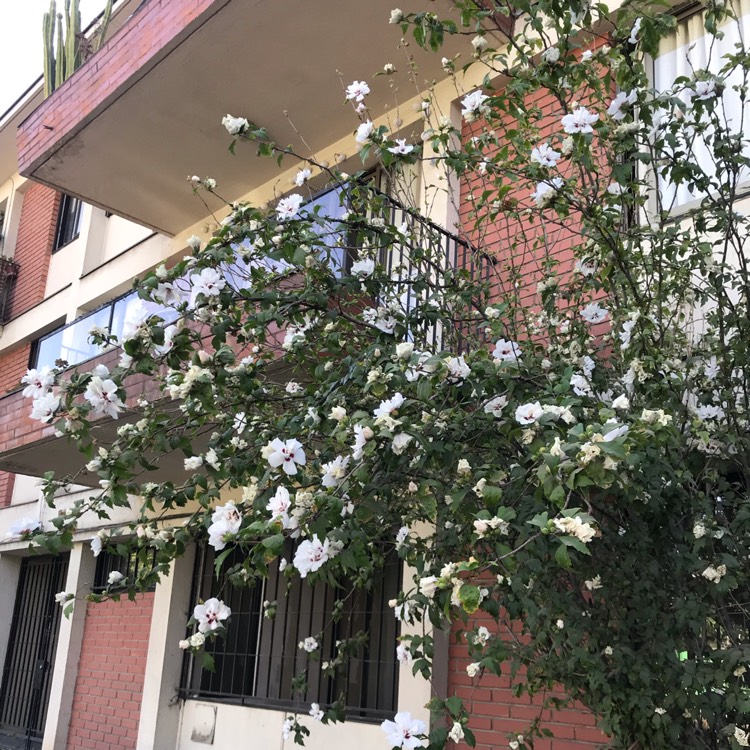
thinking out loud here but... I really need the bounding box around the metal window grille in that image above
[0,555,69,750]
[180,544,401,721]
[92,549,157,593]
[53,195,83,252]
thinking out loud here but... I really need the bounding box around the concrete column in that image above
[0,554,22,671]
[135,546,196,750]
[42,543,96,750]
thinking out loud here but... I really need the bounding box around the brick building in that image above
[0,0,710,748]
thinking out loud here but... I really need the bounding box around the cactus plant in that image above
[42,0,114,97]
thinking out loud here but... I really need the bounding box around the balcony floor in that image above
[18,0,465,235]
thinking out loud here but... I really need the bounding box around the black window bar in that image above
[180,544,401,722]
[92,548,158,593]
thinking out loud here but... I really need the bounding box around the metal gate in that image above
[0,555,69,750]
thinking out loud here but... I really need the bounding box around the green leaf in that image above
[458,584,481,614]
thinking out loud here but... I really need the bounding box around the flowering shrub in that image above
[18,0,750,748]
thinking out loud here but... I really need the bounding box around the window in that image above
[29,290,177,371]
[92,549,158,593]
[653,4,750,208]
[180,544,401,721]
[54,194,83,251]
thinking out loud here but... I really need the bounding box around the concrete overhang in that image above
[17,0,466,236]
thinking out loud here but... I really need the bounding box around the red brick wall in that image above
[454,44,613,749]
[0,343,32,507]
[66,594,154,750]
[18,0,229,175]
[448,621,608,749]
[10,183,59,318]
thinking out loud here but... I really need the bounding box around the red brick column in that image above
[9,184,59,319]
[65,594,155,750]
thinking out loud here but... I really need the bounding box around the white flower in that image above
[701,564,727,583]
[30,392,60,423]
[222,114,249,135]
[419,576,439,598]
[485,306,501,319]
[329,406,347,422]
[448,723,465,743]
[294,535,332,577]
[515,402,543,425]
[396,342,414,360]
[484,395,508,417]
[208,502,243,549]
[391,433,414,455]
[445,355,470,382]
[575,259,597,276]
[531,178,564,206]
[90,531,106,557]
[194,597,232,633]
[299,636,319,653]
[276,193,305,221]
[309,703,324,722]
[178,639,190,650]
[107,570,125,586]
[294,168,312,186]
[734,727,750,747]
[355,121,375,144]
[693,522,707,539]
[602,423,629,442]
[351,257,375,277]
[607,90,638,121]
[493,338,522,361]
[553,516,597,543]
[374,393,405,422]
[469,627,489,648]
[321,455,350,487]
[556,619,565,629]
[184,456,203,471]
[266,486,292,528]
[584,575,603,590]
[186,235,201,251]
[21,367,55,399]
[388,139,414,155]
[570,372,593,397]
[474,517,510,537]
[472,35,488,52]
[351,424,374,461]
[581,50,593,61]
[704,357,720,380]
[55,591,72,607]
[461,90,491,121]
[466,662,481,677]
[457,458,472,476]
[561,107,599,134]
[628,17,642,45]
[542,46,560,63]
[687,79,717,101]
[396,643,412,664]
[84,377,125,419]
[190,268,226,306]
[265,438,306,475]
[390,8,403,23]
[346,80,371,102]
[380,712,426,749]
[530,143,562,168]
[580,302,608,324]
[612,394,630,410]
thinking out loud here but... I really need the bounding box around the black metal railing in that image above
[180,544,401,722]
[29,189,492,372]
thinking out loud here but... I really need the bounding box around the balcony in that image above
[0,192,488,483]
[17,0,463,236]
